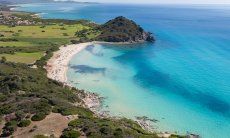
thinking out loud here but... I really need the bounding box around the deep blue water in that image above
[16,3,230,138]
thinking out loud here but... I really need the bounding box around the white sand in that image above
[45,41,136,84]
[45,42,103,114]
[46,42,92,85]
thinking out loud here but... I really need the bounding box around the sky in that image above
[54,0,230,4]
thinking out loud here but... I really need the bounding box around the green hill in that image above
[74,16,155,43]
[96,16,154,43]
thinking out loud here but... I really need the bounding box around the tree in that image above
[15,111,26,120]
[0,33,4,37]
[31,113,46,121]
[18,120,31,127]
[61,130,80,138]
[1,56,6,63]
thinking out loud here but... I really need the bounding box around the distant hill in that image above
[0,0,97,5]
[0,0,52,4]
[96,16,155,43]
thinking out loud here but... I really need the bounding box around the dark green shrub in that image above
[1,126,15,137]
[53,105,93,117]
[63,33,69,36]
[15,111,26,120]
[28,98,52,115]
[114,128,123,136]
[0,93,7,102]
[100,127,110,135]
[0,104,15,115]
[70,39,78,44]
[61,130,80,138]
[0,38,18,42]
[5,120,18,127]
[40,25,46,28]
[31,113,46,121]
[1,56,7,63]
[60,27,66,30]
[59,108,78,116]
[1,120,18,137]
[68,119,79,127]
[18,120,31,127]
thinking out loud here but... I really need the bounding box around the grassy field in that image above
[0,41,34,47]
[0,52,44,64]
[0,24,89,38]
[0,23,91,64]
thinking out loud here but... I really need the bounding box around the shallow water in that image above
[17,3,230,138]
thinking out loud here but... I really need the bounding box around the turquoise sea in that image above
[16,3,230,138]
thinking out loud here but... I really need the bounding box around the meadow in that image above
[0,52,44,64]
[0,24,88,38]
[0,24,90,64]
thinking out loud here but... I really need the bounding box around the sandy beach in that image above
[45,41,130,84]
[45,42,104,114]
[46,42,92,85]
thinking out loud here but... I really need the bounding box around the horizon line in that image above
[52,0,230,5]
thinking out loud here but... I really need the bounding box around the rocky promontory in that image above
[96,16,155,43]
[74,16,155,44]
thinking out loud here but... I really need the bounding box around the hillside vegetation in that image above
[97,16,154,42]
[75,16,155,43]
[0,62,186,138]
[0,10,186,138]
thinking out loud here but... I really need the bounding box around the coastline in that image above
[45,42,179,137]
[45,41,143,85]
[45,42,106,115]
[1,3,217,138]
[45,42,158,132]
[46,42,92,85]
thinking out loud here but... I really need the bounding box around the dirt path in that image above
[13,113,77,138]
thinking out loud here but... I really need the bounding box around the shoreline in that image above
[45,41,158,132]
[45,42,103,112]
[45,42,108,116]
[2,4,196,138]
[45,41,142,85]
[46,42,92,85]
[45,42,180,137]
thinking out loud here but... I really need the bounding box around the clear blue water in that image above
[16,3,230,138]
